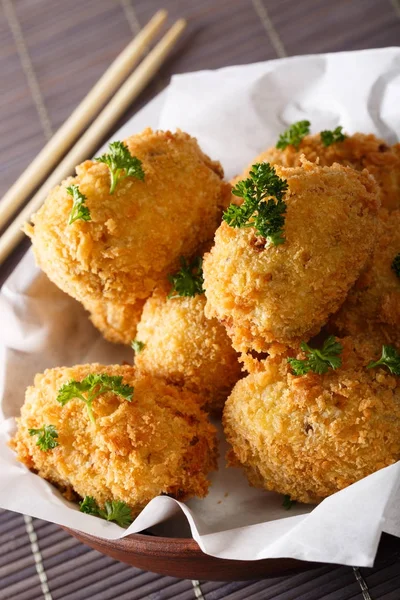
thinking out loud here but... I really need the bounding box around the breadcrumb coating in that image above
[11,364,218,517]
[239,133,400,211]
[25,129,231,342]
[329,209,400,343]
[204,159,379,355]
[134,286,242,413]
[223,337,400,504]
[84,297,145,345]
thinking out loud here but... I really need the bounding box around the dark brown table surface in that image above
[1,1,400,598]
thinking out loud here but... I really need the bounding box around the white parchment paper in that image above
[1,48,400,567]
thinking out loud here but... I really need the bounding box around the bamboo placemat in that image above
[1,1,400,598]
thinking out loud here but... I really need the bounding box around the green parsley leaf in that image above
[233,162,289,202]
[286,358,310,376]
[367,345,400,376]
[392,253,400,279]
[79,496,100,516]
[100,500,133,528]
[320,126,347,147]
[66,185,91,224]
[223,203,249,229]
[288,336,343,376]
[28,424,59,451]
[57,374,134,423]
[252,196,287,246]
[79,496,133,528]
[168,256,205,299]
[95,141,144,194]
[223,162,288,246]
[131,339,145,353]
[282,494,296,510]
[276,120,311,150]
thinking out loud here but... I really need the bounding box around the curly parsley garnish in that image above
[288,336,343,376]
[95,141,145,194]
[56,374,134,423]
[28,424,59,451]
[320,126,347,147]
[282,495,296,510]
[79,496,133,528]
[392,253,400,279]
[276,120,311,150]
[131,340,145,353]
[223,162,288,246]
[79,496,99,515]
[367,345,400,376]
[168,256,205,299]
[66,185,91,224]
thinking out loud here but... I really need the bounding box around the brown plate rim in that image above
[62,528,400,581]
[62,527,330,580]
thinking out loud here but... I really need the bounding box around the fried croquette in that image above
[24,129,231,343]
[11,364,218,517]
[223,337,400,504]
[242,132,400,211]
[134,286,242,413]
[85,297,146,345]
[203,159,379,355]
[329,209,400,344]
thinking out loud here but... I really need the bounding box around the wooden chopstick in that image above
[0,9,167,231]
[0,18,186,266]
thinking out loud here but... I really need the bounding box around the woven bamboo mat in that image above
[1,1,400,598]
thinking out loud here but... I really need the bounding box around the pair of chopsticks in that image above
[0,10,186,266]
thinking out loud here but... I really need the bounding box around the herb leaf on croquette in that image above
[320,126,347,147]
[79,496,133,528]
[131,340,145,353]
[66,185,91,224]
[95,141,144,194]
[57,374,134,423]
[28,424,59,451]
[288,336,343,375]
[276,120,311,150]
[224,163,288,246]
[168,256,205,299]
[367,345,400,375]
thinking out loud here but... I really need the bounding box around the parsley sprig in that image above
[131,340,145,353]
[367,345,400,376]
[223,162,288,246]
[392,253,400,279]
[276,120,311,150]
[66,185,91,224]
[320,126,347,147]
[28,424,59,451]
[79,496,98,515]
[282,495,296,510]
[168,256,205,299]
[79,496,133,528]
[56,374,134,423]
[95,141,145,194]
[288,336,343,376]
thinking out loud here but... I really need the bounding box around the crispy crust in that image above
[329,209,400,343]
[134,287,242,413]
[204,159,379,354]
[236,133,400,211]
[223,337,400,503]
[25,129,231,340]
[11,364,218,517]
[84,297,145,345]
